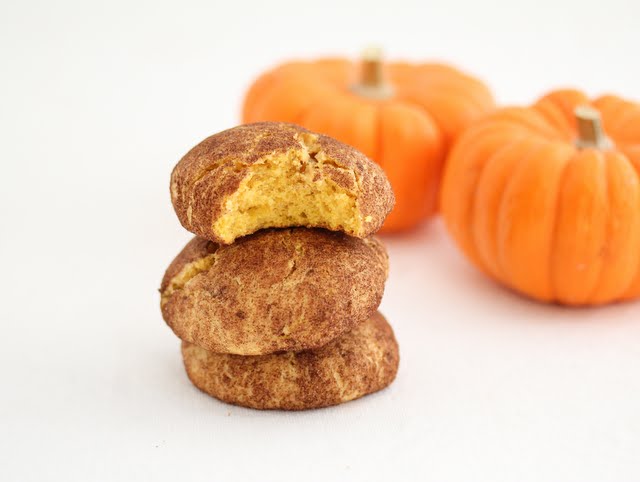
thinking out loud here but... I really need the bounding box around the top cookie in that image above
[170,122,395,244]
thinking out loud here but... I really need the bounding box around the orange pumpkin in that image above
[441,89,640,305]
[242,49,494,232]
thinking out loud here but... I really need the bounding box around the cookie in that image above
[160,228,389,355]
[181,312,399,410]
[170,122,394,244]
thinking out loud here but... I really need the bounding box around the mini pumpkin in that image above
[441,89,640,305]
[242,49,494,232]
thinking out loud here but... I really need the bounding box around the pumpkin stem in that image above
[575,105,612,150]
[350,47,394,100]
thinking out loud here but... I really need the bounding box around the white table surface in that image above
[2,0,639,480]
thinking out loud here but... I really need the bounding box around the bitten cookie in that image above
[181,312,399,410]
[160,228,389,355]
[170,122,395,244]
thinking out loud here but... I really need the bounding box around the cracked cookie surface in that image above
[160,228,389,355]
[181,311,399,410]
[170,122,395,244]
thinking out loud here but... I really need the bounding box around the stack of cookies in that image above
[160,122,399,410]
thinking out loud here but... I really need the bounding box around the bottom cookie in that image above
[181,312,399,410]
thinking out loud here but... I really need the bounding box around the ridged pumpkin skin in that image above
[441,89,640,305]
[242,58,494,232]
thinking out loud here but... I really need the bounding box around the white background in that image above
[1,0,640,480]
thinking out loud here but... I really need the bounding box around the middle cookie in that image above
[160,228,389,355]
